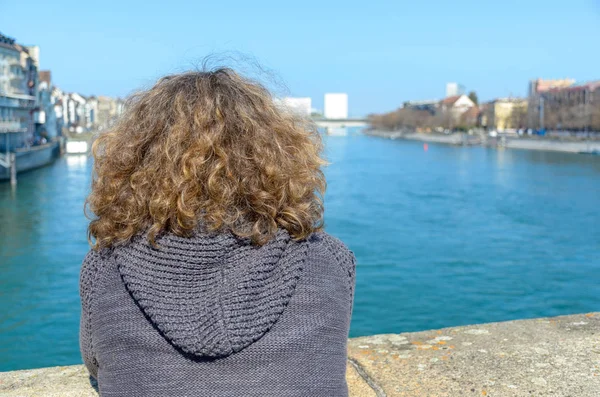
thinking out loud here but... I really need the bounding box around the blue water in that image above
[1,134,599,371]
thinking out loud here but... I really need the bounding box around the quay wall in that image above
[1,313,599,396]
[366,129,600,154]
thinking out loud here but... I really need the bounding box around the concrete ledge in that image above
[348,313,600,396]
[1,313,598,396]
[0,365,97,397]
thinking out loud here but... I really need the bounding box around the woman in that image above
[80,68,356,396]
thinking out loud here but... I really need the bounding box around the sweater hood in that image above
[114,229,307,359]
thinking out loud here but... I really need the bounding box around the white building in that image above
[439,94,476,119]
[0,32,39,150]
[281,97,311,116]
[324,93,348,119]
[96,95,123,131]
[85,96,98,129]
[446,82,465,98]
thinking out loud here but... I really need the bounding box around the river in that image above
[1,132,599,371]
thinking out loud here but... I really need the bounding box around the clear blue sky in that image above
[2,0,599,116]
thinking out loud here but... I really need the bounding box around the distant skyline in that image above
[2,0,600,116]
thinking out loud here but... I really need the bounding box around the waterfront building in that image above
[459,105,481,128]
[439,94,475,120]
[85,96,98,130]
[0,32,60,182]
[51,86,66,134]
[37,77,57,138]
[60,93,123,133]
[528,78,600,131]
[37,71,72,138]
[39,70,50,86]
[403,99,439,115]
[0,32,39,152]
[446,82,465,98]
[38,71,123,135]
[324,93,348,119]
[528,78,575,97]
[481,98,528,132]
[96,95,123,131]
[65,92,88,133]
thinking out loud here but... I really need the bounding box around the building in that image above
[527,78,574,129]
[439,95,475,117]
[324,93,348,119]
[403,99,438,115]
[37,71,59,138]
[280,97,312,116]
[85,96,98,130]
[0,32,39,151]
[0,32,62,182]
[528,78,575,98]
[446,82,465,98]
[96,95,123,131]
[39,70,51,86]
[528,78,600,130]
[65,92,89,132]
[38,68,123,135]
[460,106,481,128]
[481,98,528,132]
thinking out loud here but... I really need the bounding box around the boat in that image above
[65,139,90,154]
[0,141,60,181]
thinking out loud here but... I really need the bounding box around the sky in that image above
[1,0,600,116]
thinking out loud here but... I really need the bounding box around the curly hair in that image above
[86,68,326,249]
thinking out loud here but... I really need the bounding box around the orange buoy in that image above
[424,143,429,151]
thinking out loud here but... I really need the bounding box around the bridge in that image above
[313,118,368,129]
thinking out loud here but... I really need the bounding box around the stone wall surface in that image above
[1,313,598,396]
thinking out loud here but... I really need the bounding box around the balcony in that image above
[0,94,36,108]
[0,121,29,133]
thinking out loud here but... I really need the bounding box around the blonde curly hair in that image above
[86,68,326,248]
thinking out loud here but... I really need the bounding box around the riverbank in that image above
[1,313,598,396]
[366,129,600,154]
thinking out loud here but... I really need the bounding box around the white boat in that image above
[65,140,89,154]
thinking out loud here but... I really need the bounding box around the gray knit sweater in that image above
[79,229,356,396]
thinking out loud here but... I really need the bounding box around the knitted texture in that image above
[322,234,357,297]
[80,230,356,396]
[115,229,306,357]
[79,251,102,379]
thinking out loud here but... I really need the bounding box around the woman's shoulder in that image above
[307,232,354,261]
[80,248,114,290]
[306,232,356,288]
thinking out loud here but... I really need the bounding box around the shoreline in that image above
[365,129,600,154]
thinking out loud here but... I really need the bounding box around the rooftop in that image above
[546,80,600,93]
[440,95,462,106]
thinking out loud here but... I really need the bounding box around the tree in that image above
[368,108,436,131]
[509,105,528,129]
[591,104,600,132]
[468,91,479,105]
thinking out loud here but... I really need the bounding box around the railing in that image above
[0,153,9,168]
[0,121,28,133]
[0,94,36,109]
[0,152,16,185]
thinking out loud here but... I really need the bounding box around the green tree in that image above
[468,91,479,105]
